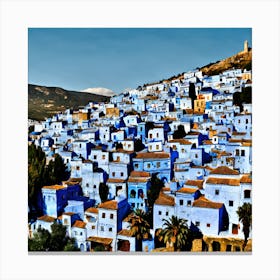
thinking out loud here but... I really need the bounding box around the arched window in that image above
[130,190,136,198]
[138,189,144,199]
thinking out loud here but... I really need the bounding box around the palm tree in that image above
[128,209,151,251]
[237,203,252,249]
[158,216,189,251]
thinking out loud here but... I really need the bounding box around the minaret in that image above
[244,40,249,53]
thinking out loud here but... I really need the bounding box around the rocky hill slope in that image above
[28,84,111,120]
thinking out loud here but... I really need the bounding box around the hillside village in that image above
[28,42,252,253]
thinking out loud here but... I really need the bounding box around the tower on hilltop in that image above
[244,40,249,53]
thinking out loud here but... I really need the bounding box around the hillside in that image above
[199,49,252,76]
[143,47,252,87]
[28,84,111,121]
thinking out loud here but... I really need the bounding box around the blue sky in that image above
[28,28,252,93]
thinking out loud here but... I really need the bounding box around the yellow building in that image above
[194,94,206,114]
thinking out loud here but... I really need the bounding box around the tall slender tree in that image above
[237,202,252,249]
[158,216,189,251]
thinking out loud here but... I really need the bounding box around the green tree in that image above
[99,182,109,202]
[173,125,187,139]
[158,216,190,251]
[128,209,151,251]
[28,144,69,217]
[28,228,51,251]
[63,238,80,251]
[237,202,252,249]
[28,223,79,251]
[233,87,252,112]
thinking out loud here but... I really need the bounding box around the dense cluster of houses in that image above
[28,66,252,252]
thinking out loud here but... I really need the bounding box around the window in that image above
[179,199,184,206]
[80,232,83,236]
[229,200,234,207]
[207,223,211,228]
[246,119,249,124]
[91,225,95,230]
[244,190,251,199]
[76,166,80,170]
[79,144,82,148]
[120,172,124,177]
[75,231,78,236]
[158,211,162,215]
[93,185,96,189]
[236,149,240,156]
[112,172,116,177]
[195,221,200,227]
[147,163,151,169]
[156,144,159,150]
[166,212,169,216]
[128,144,131,148]
[134,163,139,169]
[157,162,160,168]
[102,213,106,218]
[187,200,191,207]
[102,154,106,160]
[130,190,136,198]
[149,134,152,139]
[156,133,159,138]
[215,189,219,195]
[238,119,241,124]
[63,218,68,225]
[100,226,104,232]
[94,155,97,160]
[241,150,245,156]
[195,154,198,159]
[109,227,112,232]
[110,213,114,219]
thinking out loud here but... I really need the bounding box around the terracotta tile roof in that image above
[118,229,134,237]
[185,180,204,189]
[72,220,86,229]
[210,166,239,175]
[107,178,126,183]
[203,140,213,145]
[128,177,149,183]
[177,187,198,194]
[37,215,55,223]
[162,187,170,192]
[154,192,175,206]
[168,139,192,145]
[232,131,246,136]
[98,200,118,210]
[63,212,75,216]
[193,196,223,209]
[240,174,252,183]
[87,236,113,245]
[42,185,66,190]
[130,171,150,177]
[85,207,99,214]
[206,177,240,186]
[135,152,170,159]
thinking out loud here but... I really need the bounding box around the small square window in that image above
[80,232,83,236]
[109,228,112,232]
[100,226,104,232]
[229,200,234,207]
[102,154,106,160]
[166,212,169,216]
[207,223,211,228]
[112,172,116,177]
[158,211,162,215]
[102,213,106,218]
[92,225,95,230]
[110,213,114,219]
[179,199,183,206]
[120,172,124,177]
[187,200,191,206]
[215,189,219,195]
[94,155,97,160]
